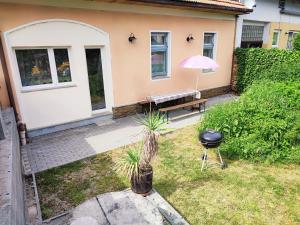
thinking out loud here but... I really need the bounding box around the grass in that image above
[36,125,300,225]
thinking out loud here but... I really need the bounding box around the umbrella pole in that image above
[195,74,199,99]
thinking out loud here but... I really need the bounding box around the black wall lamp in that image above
[128,33,136,43]
[186,34,194,42]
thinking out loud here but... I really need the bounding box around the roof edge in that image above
[127,0,253,14]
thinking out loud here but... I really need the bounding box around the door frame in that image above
[84,46,112,114]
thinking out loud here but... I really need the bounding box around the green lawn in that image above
[36,125,300,225]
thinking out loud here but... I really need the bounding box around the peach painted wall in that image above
[0,3,236,128]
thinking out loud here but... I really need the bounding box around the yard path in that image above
[44,189,188,225]
[22,94,237,175]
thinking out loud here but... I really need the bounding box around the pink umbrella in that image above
[180,55,219,94]
[180,55,219,70]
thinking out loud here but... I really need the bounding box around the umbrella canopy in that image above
[180,55,219,70]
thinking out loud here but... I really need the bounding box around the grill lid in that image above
[199,130,223,148]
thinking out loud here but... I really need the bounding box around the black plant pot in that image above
[131,166,153,195]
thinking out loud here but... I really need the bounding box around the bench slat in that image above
[159,99,207,112]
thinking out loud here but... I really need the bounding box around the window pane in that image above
[54,49,72,83]
[272,32,279,46]
[287,32,298,49]
[203,48,213,59]
[151,33,167,45]
[287,32,293,49]
[151,51,167,75]
[204,33,214,45]
[203,33,215,60]
[16,49,52,87]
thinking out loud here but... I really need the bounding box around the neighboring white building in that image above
[236,0,300,49]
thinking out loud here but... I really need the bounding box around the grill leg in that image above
[217,148,224,164]
[201,148,208,172]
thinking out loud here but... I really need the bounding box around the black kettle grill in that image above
[199,130,226,171]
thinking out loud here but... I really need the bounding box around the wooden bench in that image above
[159,99,207,121]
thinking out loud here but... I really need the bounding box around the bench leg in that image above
[166,112,169,121]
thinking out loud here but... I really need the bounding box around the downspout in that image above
[0,33,27,144]
[0,34,17,115]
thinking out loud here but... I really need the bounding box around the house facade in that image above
[0,0,250,133]
[236,0,300,49]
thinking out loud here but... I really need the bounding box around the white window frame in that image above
[150,30,171,80]
[271,30,280,48]
[202,32,218,73]
[286,31,299,50]
[13,46,75,92]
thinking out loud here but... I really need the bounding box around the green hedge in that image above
[235,48,300,93]
[198,81,300,163]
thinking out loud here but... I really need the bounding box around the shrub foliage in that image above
[235,48,300,93]
[198,81,300,163]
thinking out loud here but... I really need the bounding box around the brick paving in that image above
[22,94,237,175]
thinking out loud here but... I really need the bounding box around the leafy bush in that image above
[293,33,300,51]
[259,62,300,82]
[235,48,300,93]
[198,81,300,163]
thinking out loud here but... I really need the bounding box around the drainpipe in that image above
[0,33,28,144]
[19,123,26,146]
[0,33,17,115]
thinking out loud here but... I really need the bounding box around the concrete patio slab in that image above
[43,189,185,225]
[71,198,109,225]
[97,191,163,225]
[22,94,237,174]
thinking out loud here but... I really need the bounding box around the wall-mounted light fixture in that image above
[186,34,194,42]
[128,33,136,43]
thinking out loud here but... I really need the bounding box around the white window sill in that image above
[151,75,171,81]
[202,69,216,74]
[21,82,77,93]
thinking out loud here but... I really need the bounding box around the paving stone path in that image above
[22,94,237,174]
[43,190,188,225]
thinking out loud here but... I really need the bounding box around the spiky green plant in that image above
[140,112,167,133]
[115,145,141,179]
[139,112,167,169]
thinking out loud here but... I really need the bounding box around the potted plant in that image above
[116,112,166,195]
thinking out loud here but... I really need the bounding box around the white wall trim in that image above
[4,19,109,37]
[0,0,236,21]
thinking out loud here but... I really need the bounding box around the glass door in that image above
[85,48,106,111]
